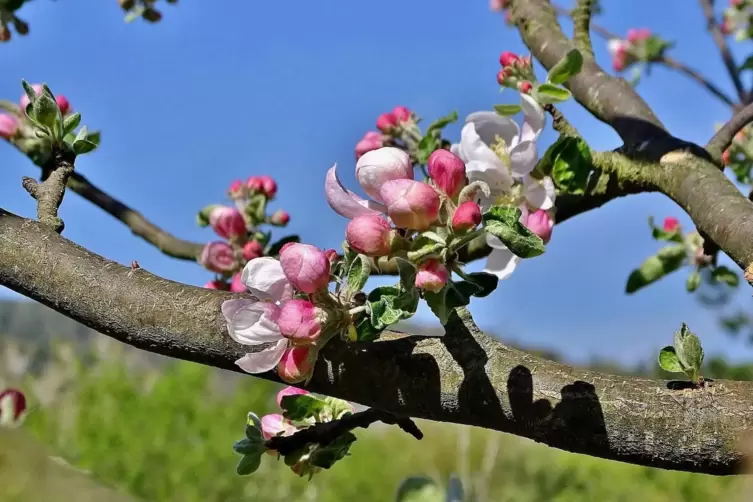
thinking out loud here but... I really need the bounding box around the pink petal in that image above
[325,164,386,219]
[235,339,288,374]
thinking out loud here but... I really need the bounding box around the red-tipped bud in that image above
[346,214,395,257]
[379,179,440,231]
[229,179,246,198]
[499,51,519,67]
[355,131,384,159]
[209,206,247,239]
[428,149,466,197]
[247,176,264,194]
[0,114,19,139]
[280,243,331,293]
[415,260,448,293]
[376,112,398,132]
[324,249,340,264]
[278,346,315,384]
[270,209,290,226]
[230,273,247,292]
[392,106,412,123]
[519,81,533,94]
[663,217,680,232]
[278,300,327,344]
[452,201,482,232]
[257,176,277,198]
[242,240,264,261]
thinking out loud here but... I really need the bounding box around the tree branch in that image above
[706,101,753,160]
[698,0,747,104]
[571,0,595,59]
[22,148,76,233]
[1,208,750,475]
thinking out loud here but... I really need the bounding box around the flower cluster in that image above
[234,387,357,478]
[198,175,293,292]
[0,388,27,428]
[721,0,753,38]
[0,84,73,140]
[354,105,420,161]
[117,0,177,24]
[497,51,535,94]
[0,0,29,43]
[607,29,672,72]
[720,124,753,184]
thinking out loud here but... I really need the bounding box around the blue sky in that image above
[1,0,752,365]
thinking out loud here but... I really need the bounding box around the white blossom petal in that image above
[607,39,626,57]
[520,94,546,142]
[524,175,556,210]
[484,247,521,280]
[241,257,293,302]
[465,111,520,149]
[229,302,283,345]
[459,123,502,166]
[485,234,508,250]
[466,160,513,197]
[222,298,254,330]
[325,164,386,219]
[235,339,288,374]
[450,142,465,162]
[509,140,538,178]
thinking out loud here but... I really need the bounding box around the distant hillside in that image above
[0,300,94,345]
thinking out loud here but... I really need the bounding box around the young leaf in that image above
[541,136,592,194]
[233,437,264,455]
[423,280,478,325]
[368,285,419,329]
[686,271,701,292]
[309,432,357,469]
[347,254,371,293]
[482,206,545,258]
[455,272,498,298]
[408,235,444,262]
[396,257,417,292]
[658,346,683,373]
[352,315,384,342]
[425,110,458,136]
[711,266,739,287]
[417,135,439,165]
[280,394,328,422]
[625,245,687,293]
[236,451,263,476]
[62,112,81,135]
[547,48,584,85]
[533,83,572,104]
[493,104,522,116]
[73,139,98,155]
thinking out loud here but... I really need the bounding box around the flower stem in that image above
[450,229,485,253]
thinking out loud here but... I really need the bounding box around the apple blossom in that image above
[278,299,327,344]
[242,240,263,261]
[0,114,18,138]
[276,386,309,407]
[380,179,440,231]
[452,201,482,232]
[199,242,237,273]
[392,106,412,123]
[345,214,394,257]
[415,260,448,293]
[355,131,384,159]
[356,147,414,202]
[279,243,331,294]
[376,112,398,132]
[499,50,518,67]
[278,346,314,383]
[209,206,247,239]
[428,149,466,197]
[261,413,297,440]
[525,209,554,244]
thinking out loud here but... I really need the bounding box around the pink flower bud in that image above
[229,179,246,198]
[376,112,398,132]
[199,241,237,273]
[280,242,296,255]
[392,106,412,123]
[415,260,448,293]
[346,214,394,257]
[270,209,290,226]
[278,346,314,384]
[209,206,247,239]
[497,69,508,86]
[204,279,229,290]
[0,26,10,42]
[613,55,626,72]
[721,18,733,35]
[356,146,414,202]
[324,249,340,264]
[627,28,640,43]
[259,175,278,198]
[427,149,466,197]
[243,240,263,261]
[452,201,482,232]
[379,179,440,231]
[56,95,71,115]
[504,10,513,24]
[230,273,247,292]
[355,131,384,159]
[519,81,533,94]
[525,209,554,244]
[276,386,309,408]
[280,243,331,293]
[261,413,297,439]
[722,149,731,165]
[0,388,26,426]
[247,176,264,193]
[0,114,18,138]
[663,217,680,232]
[499,51,519,67]
[278,300,327,344]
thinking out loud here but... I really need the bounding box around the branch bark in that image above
[0,208,750,475]
[698,0,747,104]
[22,148,76,233]
[707,101,753,160]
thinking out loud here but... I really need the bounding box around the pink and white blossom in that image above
[279,243,331,294]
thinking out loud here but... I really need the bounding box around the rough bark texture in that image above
[1,209,750,475]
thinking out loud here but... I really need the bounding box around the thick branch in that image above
[699,0,747,104]
[1,208,750,475]
[706,101,753,160]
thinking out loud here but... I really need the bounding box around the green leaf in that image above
[547,48,584,85]
[86,130,102,146]
[73,139,98,155]
[686,271,701,292]
[280,394,328,422]
[62,113,81,135]
[482,206,545,258]
[266,235,300,257]
[396,476,445,502]
[658,346,683,373]
[309,432,357,469]
[352,315,384,342]
[396,257,417,292]
[346,254,370,293]
[674,323,704,381]
[236,451,263,475]
[21,80,37,105]
[407,235,444,262]
[196,204,220,227]
[30,92,60,131]
[423,280,477,325]
[425,110,458,136]
[534,83,572,104]
[233,437,264,455]
[456,272,498,298]
[74,125,88,143]
[648,216,684,243]
[711,266,739,287]
[625,245,687,293]
[739,55,753,72]
[322,396,355,421]
[368,285,419,329]
[417,135,439,165]
[541,136,592,195]
[493,104,522,116]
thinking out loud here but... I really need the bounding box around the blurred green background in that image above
[0,301,750,501]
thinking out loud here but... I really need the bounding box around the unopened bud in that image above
[279,243,331,293]
[204,279,229,290]
[519,81,533,94]
[259,175,278,198]
[524,209,554,244]
[499,51,519,67]
[278,346,315,384]
[229,179,246,198]
[242,240,263,261]
[392,106,412,123]
[355,131,384,159]
[722,149,732,165]
[199,241,237,273]
[379,179,440,231]
[415,260,448,293]
[278,300,327,344]
[0,114,19,139]
[346,214,395,257]
[270,209,290,226]
[276,386,309,407]
[663,217,680,232]
[247,176,264,194]
[0,388,26,427]
[427,149,466,197]
[452,201,482,232]
[230,273,247,293]
[376,112,398,132]
[261,413,297,439]
[209,206,247,239]
[355,146,414,202]
[324,249,340,264]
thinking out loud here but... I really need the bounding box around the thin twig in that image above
[572,0,596,58]
[544,104,580,137]
[698,0,747,104]
[266,408,422,456]
[706,101,753,159]
[22,148,76,233]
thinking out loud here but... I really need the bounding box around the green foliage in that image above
[416,111,458,164]
[367,258,419,329]
[482,206,545,258]
[493,104,522,117]
[625,245,687,293]
[546,49,583,85]
[541,136,592,195]
[657,324,705,383]
[533,83,572,104]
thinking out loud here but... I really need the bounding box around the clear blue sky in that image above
[1,0,751,366]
